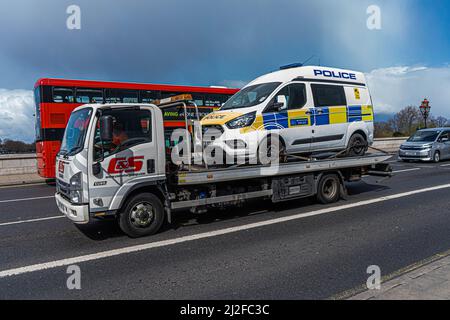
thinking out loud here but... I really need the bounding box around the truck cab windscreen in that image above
[221,82,281,110]
[60,108,92,156]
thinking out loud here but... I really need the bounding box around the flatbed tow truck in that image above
[55,98,392,237]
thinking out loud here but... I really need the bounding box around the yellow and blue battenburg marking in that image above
[240,105,373,133]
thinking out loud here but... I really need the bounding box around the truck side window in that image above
[93,109,152,161]
[311,84,346,107]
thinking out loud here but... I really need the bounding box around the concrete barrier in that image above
[0,154,38,176]
[372,137,407,153]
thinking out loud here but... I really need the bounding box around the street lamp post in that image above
[420,98,431,129]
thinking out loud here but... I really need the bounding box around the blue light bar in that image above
[280,63,303,70]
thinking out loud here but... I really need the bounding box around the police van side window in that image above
[311,84,346,107]
[268,83,306,112]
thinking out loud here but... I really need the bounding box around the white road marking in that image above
[0,196,55,204]
[0,182,49,190]
[0,216,64,227]
[440,164,450,167]
[1,182,450,279]
[392,168,421,174]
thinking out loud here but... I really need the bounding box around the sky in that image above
[0,0,449,142]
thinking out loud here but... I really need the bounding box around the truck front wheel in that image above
[316,174,341,204]
[119,193,165,238]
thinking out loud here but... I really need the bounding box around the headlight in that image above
[226,112,256,129]
[422,144,432,149]
[69,172,83,204]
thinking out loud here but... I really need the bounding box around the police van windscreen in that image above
[221,82,281,110]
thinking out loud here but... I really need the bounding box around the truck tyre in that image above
[257,135,287,165]
[346,133,367,157]
[119,193,165,238]
[316,174,341,204]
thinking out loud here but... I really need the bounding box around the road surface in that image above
[0,159,449,299]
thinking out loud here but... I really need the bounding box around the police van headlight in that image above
[69,172,83,204]
[226,112,256,129]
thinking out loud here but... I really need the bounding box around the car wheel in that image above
[346,133,367,157]
[257,135,287,165]
[433,151,440,163]
[119,193,165,238]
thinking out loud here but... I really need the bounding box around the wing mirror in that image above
[100,115,113,143]
[441,137,449,143]
[270,95,287,112]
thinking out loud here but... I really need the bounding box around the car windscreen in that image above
[220,82,281,110]
[407,130,440,142]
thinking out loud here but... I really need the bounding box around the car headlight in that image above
[69,172,83,204]
[422,144,432,149]
[226,112,256,129]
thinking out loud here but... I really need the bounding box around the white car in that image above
[201,65,374,163]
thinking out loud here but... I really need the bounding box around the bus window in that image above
[76,88,104,103]
[191,94,205,107]
[140,90,160,103]
[53,87,74,103]
[205,94,229,107]
[35,86,42,141]
[105,89,139,103]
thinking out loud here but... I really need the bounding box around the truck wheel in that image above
[316,174,341,204]
[119,193,164,238]
[346,133,367,157]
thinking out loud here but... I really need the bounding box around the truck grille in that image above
[56,179,70,200]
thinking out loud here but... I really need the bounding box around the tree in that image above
[431,116,448,128]
[388,106,421,136]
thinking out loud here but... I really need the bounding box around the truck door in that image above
[310,84,348,150]
[264,82,313,153]
[88,107,160,213]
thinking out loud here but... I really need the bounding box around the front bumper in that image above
[398,149,432,161]
[55,193,90,224]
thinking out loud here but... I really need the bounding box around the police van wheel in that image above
[257,136,287,164]
[346,133,367,157]
[316,174,341,204]
[119,193,164,238]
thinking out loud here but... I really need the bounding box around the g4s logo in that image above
[108,156,144,174]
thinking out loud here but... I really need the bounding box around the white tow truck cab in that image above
[55,99,390,238]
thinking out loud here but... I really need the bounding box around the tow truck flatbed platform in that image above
[176,153,392,185]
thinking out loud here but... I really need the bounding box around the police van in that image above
[201,64,374,163]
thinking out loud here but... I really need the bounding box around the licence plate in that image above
[57,199,68,214]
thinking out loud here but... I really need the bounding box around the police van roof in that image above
[248,66,366,87]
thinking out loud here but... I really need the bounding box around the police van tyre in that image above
[433,151,440,163]
[119,193,165,238]
[346,133,367,157]
[316,173,341,204]
[257,135,287,165]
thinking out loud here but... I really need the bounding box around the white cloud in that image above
[366,66,450,118]
[0,89,35,143]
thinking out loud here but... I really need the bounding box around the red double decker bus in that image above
[34,78,239,179]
